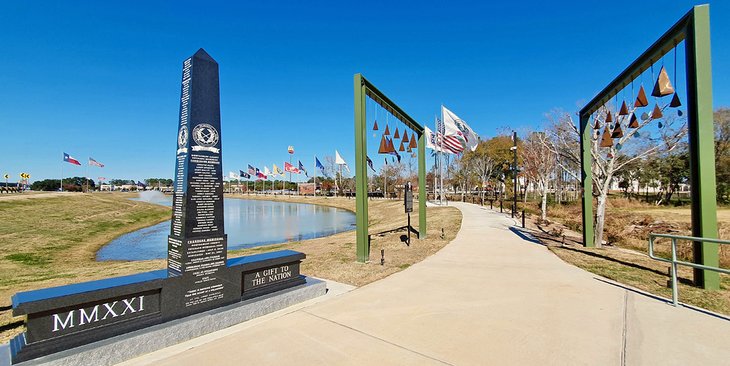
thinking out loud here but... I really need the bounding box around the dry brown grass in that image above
[517,196,730,315]
[227,194,462,286]
[524,197,730,267]
[0,193,461,342]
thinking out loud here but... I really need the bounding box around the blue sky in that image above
[1,1,728,182]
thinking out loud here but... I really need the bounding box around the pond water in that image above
[96,195,356,261]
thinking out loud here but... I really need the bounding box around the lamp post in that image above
[511,131,518,218]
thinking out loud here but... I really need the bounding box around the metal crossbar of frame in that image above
[579,5,719,289]
[648,233,730,306]
[354,73,427,263]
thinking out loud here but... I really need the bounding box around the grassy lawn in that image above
[228,194,462,286]
[0,192,461,342]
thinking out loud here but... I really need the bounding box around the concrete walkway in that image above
[123,202,730,365]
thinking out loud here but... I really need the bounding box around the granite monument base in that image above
[8,250,310,364]
[1,277,325,366]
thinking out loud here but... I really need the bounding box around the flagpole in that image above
[60,152,63,192]
[85,160,89,193]
[313,158,317,197]
[439,108,443,205]
[383,164,388,200]
[289,153,292,196]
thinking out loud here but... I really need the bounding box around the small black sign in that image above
[404,182,413,213]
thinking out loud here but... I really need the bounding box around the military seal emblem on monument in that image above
[191,123,220,153]
[177,125,188,154]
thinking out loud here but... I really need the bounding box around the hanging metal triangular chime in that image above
[394,127,400,139]
[399,140,405,152]
[384,125,390,136]
[373,120,379,131]
[629,113,639,128]
[599,126,613,148]
[593,116,601,129]
[402,131,410,143]
[652,66,675,97]
[378,135,389,154]
[384,137,393,153]
[669,93,682,108]
[408,132,418,149]
[651,104,663,119]
[619,101,629,116]
[606,110,613,123]
[611,123,624,138]
[634,86,649,107]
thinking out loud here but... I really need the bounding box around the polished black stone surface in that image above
[9,49,308,364]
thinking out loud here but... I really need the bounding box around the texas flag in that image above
[63,153,81,166]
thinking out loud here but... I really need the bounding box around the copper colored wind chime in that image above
[375,111,397,155]
[596,44,683,149]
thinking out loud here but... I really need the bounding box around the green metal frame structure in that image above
[354,73,427,263]
[579,5,718,289]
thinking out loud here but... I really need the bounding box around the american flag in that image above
[437,118,465,154]
[88,157,105,168]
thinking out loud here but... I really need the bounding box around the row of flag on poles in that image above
[63,153,105,168]
[228,148,359,181]
[230,158,327,181]
[424,106,479,154]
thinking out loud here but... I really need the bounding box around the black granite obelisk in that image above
[8,49,309,363]
[168,48,235,312]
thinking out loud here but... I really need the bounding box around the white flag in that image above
[442,106,479,152]
[335,150,346,165]
[264,166,271,178]
[229,171,239,179]
[424,126,444,152]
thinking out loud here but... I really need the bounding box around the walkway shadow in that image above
[558,245,694,286]
[509,227,544,246]
[370,225,420,248]
[594,277,730,322]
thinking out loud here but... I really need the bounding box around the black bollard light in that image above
[500,200,503,213]
[380,249,385,265]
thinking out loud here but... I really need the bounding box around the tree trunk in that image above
[593,192,607,248]
[541,187,548,221]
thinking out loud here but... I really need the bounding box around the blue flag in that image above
[298,160,308,177]
[366,156,375,172]
[240,170,251,179]
[315,157,327,177]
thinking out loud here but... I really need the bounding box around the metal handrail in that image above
[648,233,730,306]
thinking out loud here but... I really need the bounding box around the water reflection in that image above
[96,197,355,261]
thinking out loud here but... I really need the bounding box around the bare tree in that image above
[522,131,557,220]
[463,141,499,203]
[544,105,687,247]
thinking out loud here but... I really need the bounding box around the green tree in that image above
[651,150,690,205]
[31,179,60,191]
